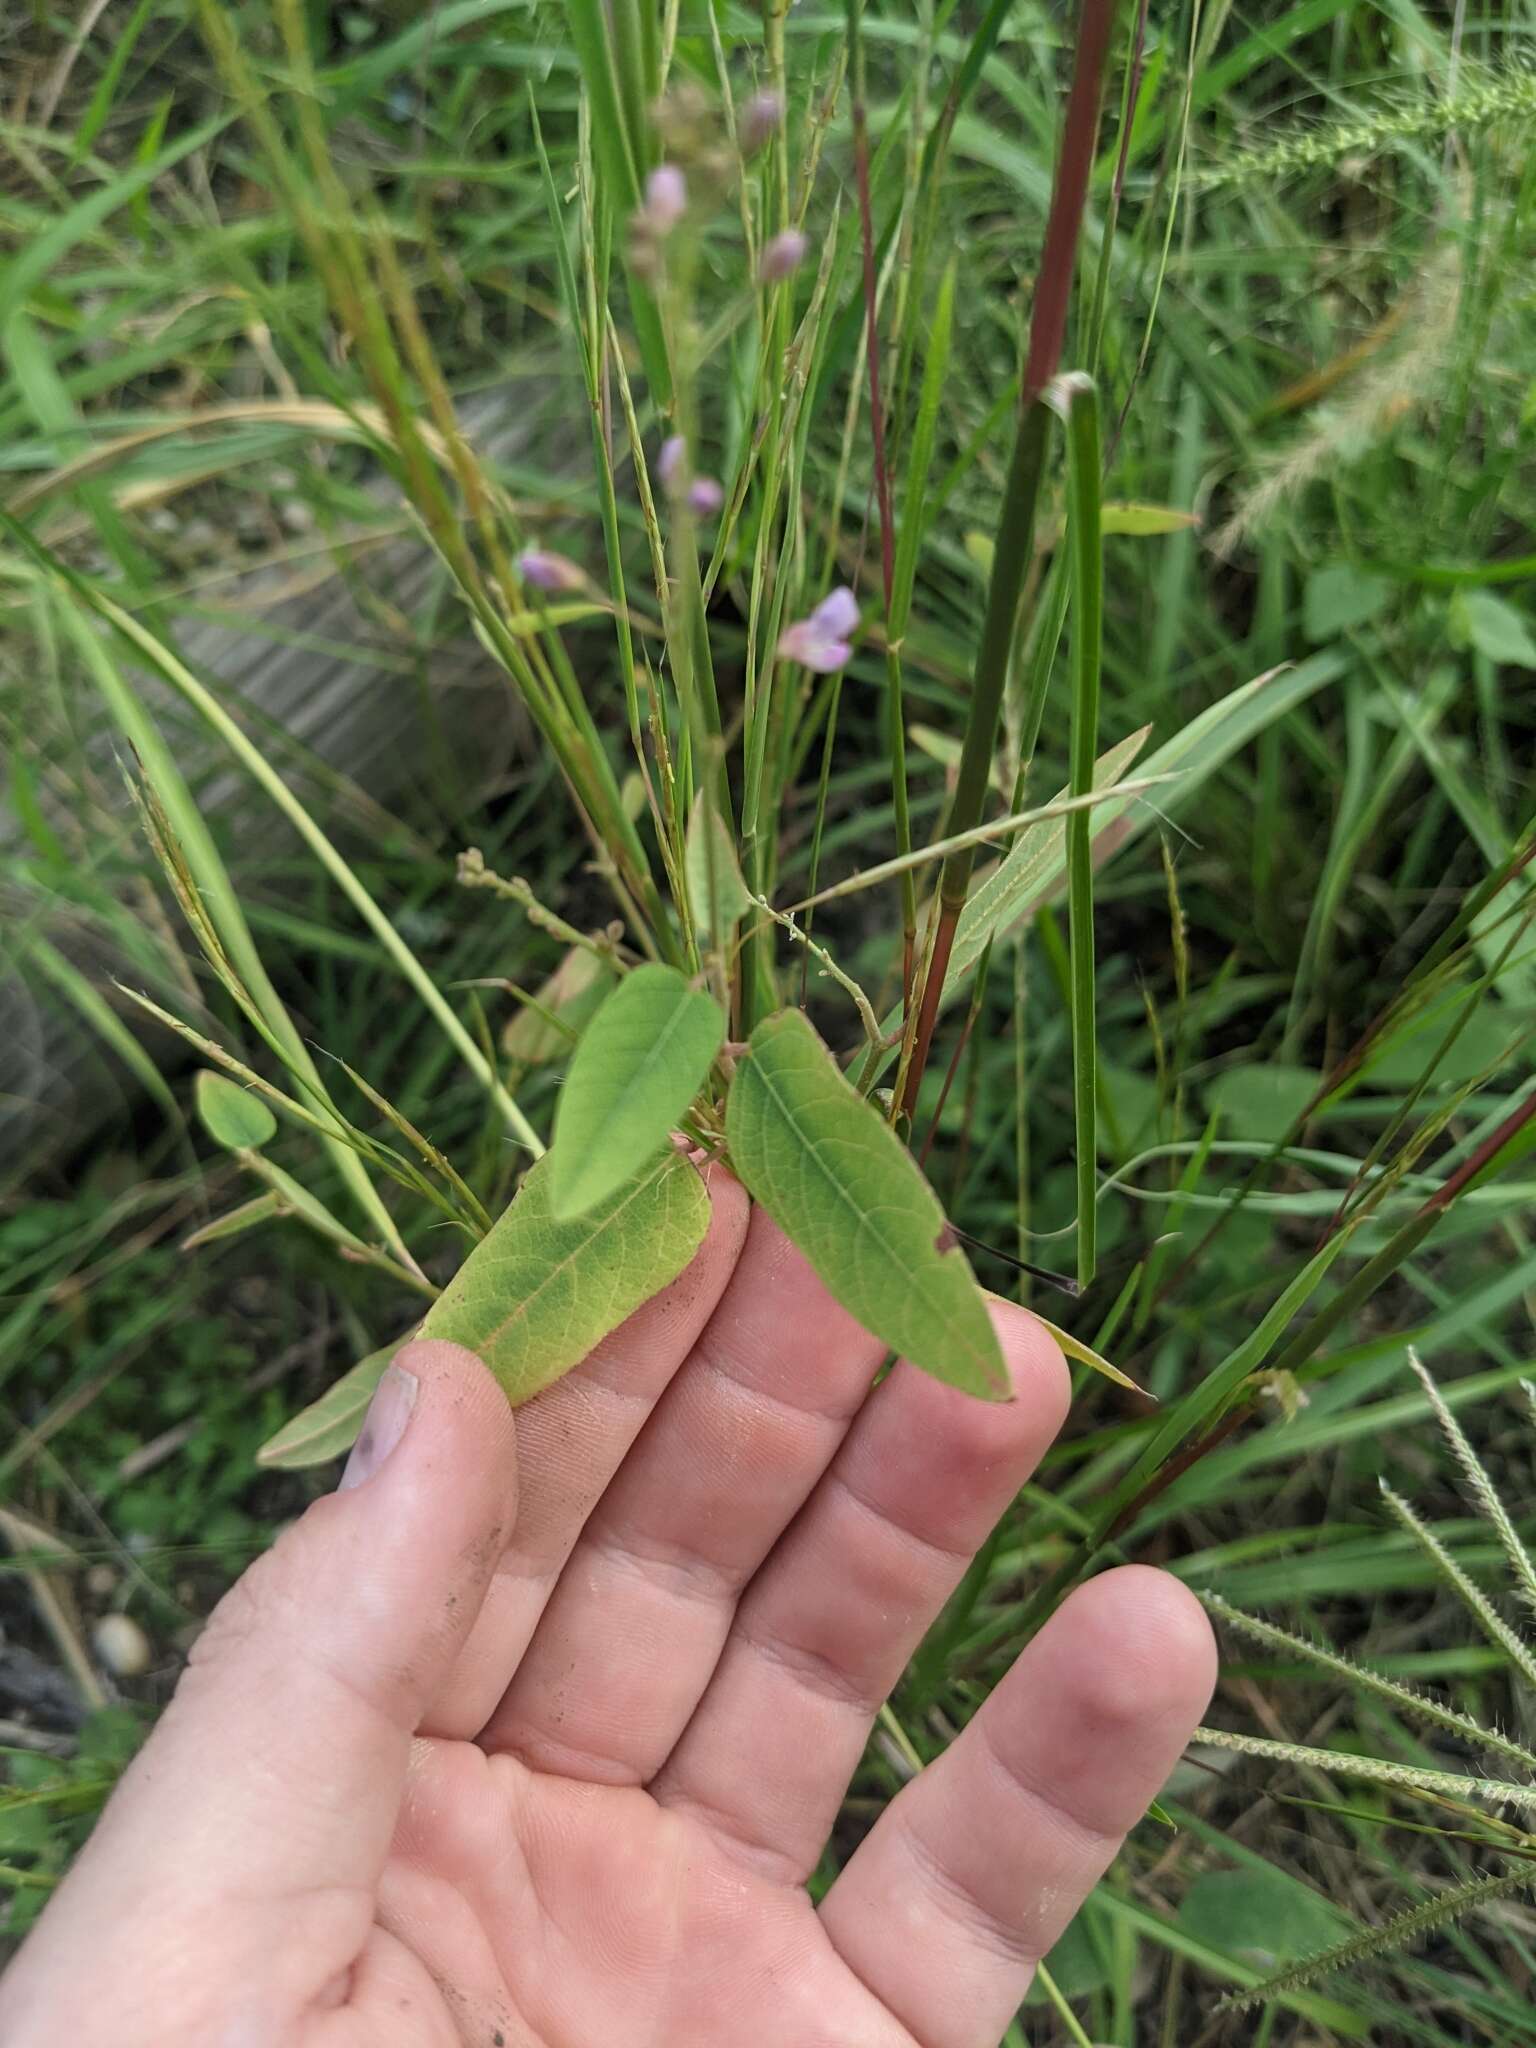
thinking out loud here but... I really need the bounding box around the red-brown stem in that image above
[919,974,981,1170]
[901,901,959,1117]
[1419,1088,1536,1216]
[1022,0,1118,405]
[1102,1401,1248,1547]
[898,0,1119,1121]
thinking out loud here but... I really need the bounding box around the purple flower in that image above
[516,548,585,594]
[777,586,860,672]
[657,434,687,490]
[642,163,687,236]
[759,229,808,284]
[687,476,724,517]
[740,91,784,155]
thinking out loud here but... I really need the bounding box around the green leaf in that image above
[181,1192,285,1251]
[1101,500,1199,537]
[948,725,1150,994]
[548,965,724,1218]
[1303,565,1391,642]
[685,793,754,935]
[1359,1003,1512,1090]
[256,1334,411,1469]
[962,530,995,578]
[502,947,615,1071]
[1206,1063,1322,1141]
[195,1070,277,1152]
[909,724,1008,794]
[420,1150,710,1401]
[725,1011,1007,1398]
[1031,1312,1148,1394]
[1451,590,1536,669]
[1177,1865,1348,1970]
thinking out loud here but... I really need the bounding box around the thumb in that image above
[4,1340,515,2014]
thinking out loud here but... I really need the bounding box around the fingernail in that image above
[340,1364,419,1491]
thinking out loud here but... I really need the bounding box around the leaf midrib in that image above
[747,1025,989,1366]
[460,1154,678,1357]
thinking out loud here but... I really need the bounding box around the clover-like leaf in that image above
[195,1069,277,1152]
[548,964,723,1218]
[420,1149,710,1402]
[725,1009,1006,1398]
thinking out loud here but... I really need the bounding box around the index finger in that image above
[420,1161,751,1740]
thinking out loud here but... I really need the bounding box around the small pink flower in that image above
[777,586,859,671]
[516,548,584,594]
[759,229,808,284]
[657,434,687,490]
[642,163,687,236]
[687,476,724,517]
[740,91,783,154]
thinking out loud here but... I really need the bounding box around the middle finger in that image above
[478,1206,887,1781]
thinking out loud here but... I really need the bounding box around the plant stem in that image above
[900,399,1050,1114]
[1058,375,1104,1286]
[899,0,1119,1117]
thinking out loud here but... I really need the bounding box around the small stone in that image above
[92,1613,152,1678]
[85,1564,117,1598]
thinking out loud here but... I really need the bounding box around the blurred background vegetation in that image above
[2,0,1535,2037]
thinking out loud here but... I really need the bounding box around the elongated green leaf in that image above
[726,1011,1007,1398]
[549,965,724,1218]
[195,1070,277,1152]
[182,1192,284,1252]
[420,1150,710,1401]
[950,726,1150,991]
[1100,501,1199,536]
[948,650,1348,1002]
[1031,1313,1148,1395]
[565,0,671,404]
[257,1335,411,1469]
[686,793,754,935]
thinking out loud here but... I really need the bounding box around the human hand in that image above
[0,1170,1214,2047]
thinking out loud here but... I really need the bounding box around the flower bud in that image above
[759,228,808,284]
[642,163,687,236]
[516,549,585,594]
[740,90,784,155]
[657,434,687,491]
[687,476,725,517]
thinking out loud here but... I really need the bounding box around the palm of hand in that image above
[386,1742,913,2045]
[0,1178,1212,2048]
